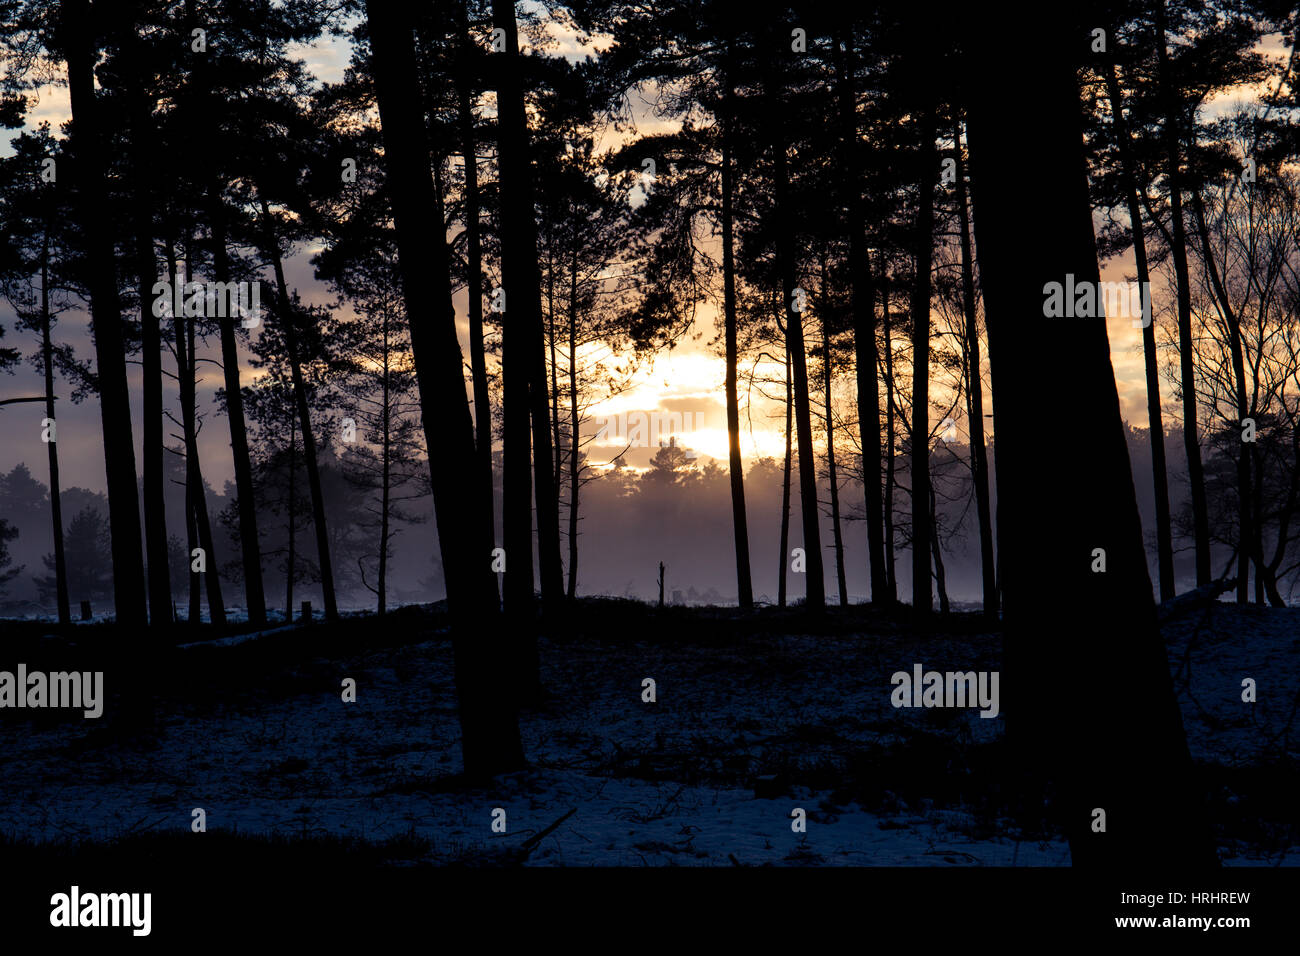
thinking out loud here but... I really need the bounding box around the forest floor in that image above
[0,599,1295,867]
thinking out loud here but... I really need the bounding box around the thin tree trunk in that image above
[1188,189,1252,602]
[63,0,147,627]
[929,483,949,615]
[721,62,755,611]
[457,1,498,586]
[287,409,296,623]
[379,312,390,616]
[911,108,936,621]
[1157,0,1212,587]
[772,116,825,610]
[882,262,898,600]
[1106,65,1176,603]
[259,198,339,622]
[567,261,580,600]
[951,115,999,617]
[39,231,70,625]
[822,272,848,607]
[171,243,225,628]
[966,20,1215,865]
[207,184,268,625]
[133,86,170,627]
[778,348,792,608]
[367,0,524,776]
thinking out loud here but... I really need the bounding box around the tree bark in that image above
[39,231,70,625]
[62,0,148,627]
[966,19,1216,866]
[367,0,524,777]
[492,0,564,628]
[837,37,889,606]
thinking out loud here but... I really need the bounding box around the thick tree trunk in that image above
[1157,0,1212,588]
[367,0,524,777]
[259,200,339,622]
[207,185,267,626]
[491,0,564,627]
[910,109,936,622]
[837,39,889,606]
[951,116,998,618]
[966,20,1216,866]
[1106,65,1176,603]
[721,73,755,612]
[63,0,147,627]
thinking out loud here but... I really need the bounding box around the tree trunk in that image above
[207,185,268,626]
[966,20,1216,866]
[929,483,949,615]
[39,231,70,625]
[170,244,225,628]
[951,115,998,617]
[457,1,498,587]
[367,0,524,776]
[259,199,339,622]
[778,348,792,608]
[1106,64,1176,603]
[721,66,755,611]
[62,0,148,627]
[835,32,888,606]
[132,86,171,627]
[379,310,391,616]
[567,263,580,601]
[772,118,825,611]
[287,409,296,623]
[910,108,936,622]
[822,283,848,607]
[882,262,898,600]
[1187,189,1253,602]
[491,0,563,626]
[1157,0,1212,588]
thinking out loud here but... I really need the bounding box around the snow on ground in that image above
[0,604,1294,865]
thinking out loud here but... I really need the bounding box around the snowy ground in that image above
[0,603,1294,866]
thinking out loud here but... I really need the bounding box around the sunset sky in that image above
[0,14,1285,494]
